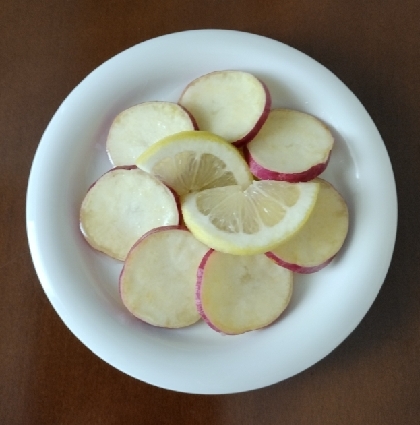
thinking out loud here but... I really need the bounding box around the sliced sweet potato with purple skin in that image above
[196,249,293,335]
[106,101,197,166]
[267,179,349,273]
[245,109,334,182]
[80,167,179,261]
[179,70,271,146]
[119,226,208,328]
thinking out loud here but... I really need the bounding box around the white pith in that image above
[136,131,253,195]
[80,168,179,260]
[181,180,320,255]
[179,71,267,143]
[120,228,208,328]
[106,102,195,166]
[247,109,334,173]
[197,251,293,334]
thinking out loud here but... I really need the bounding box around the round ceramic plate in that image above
[26,30,397,394]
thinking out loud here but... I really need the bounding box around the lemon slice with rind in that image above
[135,131,253,196]
[181,180,320,255]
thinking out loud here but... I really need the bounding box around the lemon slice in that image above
[181,180,320,255]
[135,131,253,196]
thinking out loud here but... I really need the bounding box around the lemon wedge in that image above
[181,180,320,255]
[135,131,253,196]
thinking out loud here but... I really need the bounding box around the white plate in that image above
[26,30,397,394]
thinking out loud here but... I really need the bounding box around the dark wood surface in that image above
[1,1,419,424]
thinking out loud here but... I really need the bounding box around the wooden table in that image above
[1,1,418,423]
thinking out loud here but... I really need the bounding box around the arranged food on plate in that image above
[79,70,349,334]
